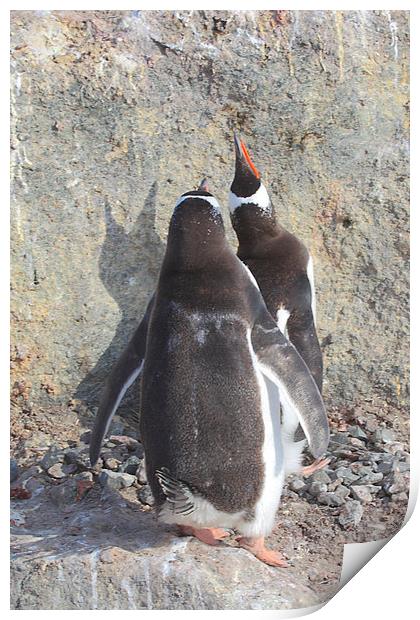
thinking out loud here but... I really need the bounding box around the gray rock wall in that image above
[11,10,409,415]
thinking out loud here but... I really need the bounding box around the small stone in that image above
[357,472,383,485]
[10,459,18,483]
[350,485,373,503]
[41,449,65,470]
[308,481,328,496]
[63,449,80,465]
[394,462,410,473]
[119,456,142,475]
[349,438,366,449]
[317,492,345,507]
[332,467,360,485]
[99,470,136,490]
[373,428,396,444]
[136,461,148,484]
[47,463,68,479]
[288,477,307,493]
[330,434,349,446]
[104,458,121,471]
[105,441,117,448]
[364,452,386,463]
[347,426,368,440]
[365,417,378,433]
[308,470,332,484]
[137,484,154,506]
[338,500,364,528]
[391,492,408,502]
[383,442,405,455]
[364,484,381,494]
[375,461,394,474]
[334,485,351,499]
[350,463,374,476]
[74,471,94,483]
[24,477,45,495]
[49,479,77,506]
[383,471,409,495]
[109,435,140,451]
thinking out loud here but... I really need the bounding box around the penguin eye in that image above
[240,141,260,179]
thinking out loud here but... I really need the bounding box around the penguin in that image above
[90,180,208,466]
[229,134,328,477]
[135,184,329,566]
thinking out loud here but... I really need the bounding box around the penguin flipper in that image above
[251,310,329,459]
[89,294,155,465]
[156,468,197,516]
[286,307,323,394]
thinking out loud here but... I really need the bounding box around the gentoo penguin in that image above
[229,134,328,476]
[89,180,207,466]
[136,185,329,566]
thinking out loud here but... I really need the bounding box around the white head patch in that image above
[228,183,271,214]
[175,194,221,214]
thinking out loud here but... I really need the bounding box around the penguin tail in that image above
[155,468,198,516]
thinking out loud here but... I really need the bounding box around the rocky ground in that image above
[10,397,409,610]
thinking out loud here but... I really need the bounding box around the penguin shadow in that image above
[12,486,176,561]
[74,181,166,433]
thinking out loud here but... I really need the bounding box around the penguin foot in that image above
[301,457,331,477]
[236,536,289,568]
[177,525,229,545]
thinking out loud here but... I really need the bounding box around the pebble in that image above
[330,434,349,446]
[391,492,408,502]
[119,456,142,475]
[349,438,366,449]
[47,463,77,479]
[49,479,77,506]
[137,485,154,506]
[136,461,148,484]
[288,477,307,493]
[332,467,360,485]
[373,428,395,444]
[365,417,379,433]
[74,471,94,483]
[99,470,136,490]
[10,459,18,483]
[383,471,409,495]
[308,482,328,496]
[317,492,345,507]
[41,449,65,470]
[104,458,121,471]
[109,435,140,451]
[334,485,351,499]
[338,500,363,528]
[350,485,373,503]
[347,426,368,440]
[358,472,383,485]
[308,470,332,484]
[350,463,375,476]
[383,442,405,455]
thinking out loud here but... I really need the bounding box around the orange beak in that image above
[233,132,260,179]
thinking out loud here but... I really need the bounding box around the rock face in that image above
[10,10,409,415]
[10,484,320,610]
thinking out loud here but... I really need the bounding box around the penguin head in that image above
[173,179,223,223]
[169,179,225,243]
[229,133,272,216]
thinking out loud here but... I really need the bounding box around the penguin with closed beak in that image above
[229,134,328,477]
[135,183,328,566]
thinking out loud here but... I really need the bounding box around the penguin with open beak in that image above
[229,134,329,477]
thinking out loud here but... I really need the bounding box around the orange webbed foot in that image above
[178,525,229,545]
[236,536,289,568]
[301,457,331,478]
